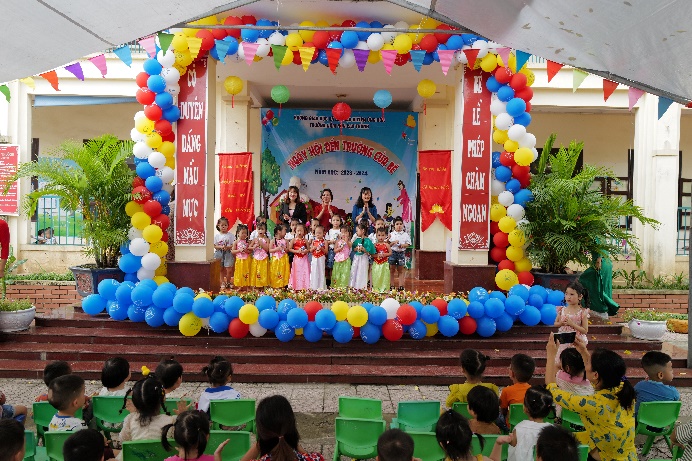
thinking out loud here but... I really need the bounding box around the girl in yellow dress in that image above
[269,224,290,288]
[231,224,251,289]
[250,222,269,287]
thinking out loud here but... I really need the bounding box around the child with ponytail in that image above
[162,410,229,461]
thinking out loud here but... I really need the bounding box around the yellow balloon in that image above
[514,147,533,166]
[172,33,189,52]
[182,28,199,38]
[173,63,188,76]
[145,132,162,149]
[407,26,423,45]
[298,21,315,42]
[158,141,175,157]
[406,115,416,128]
[179,312,202,336]
[195,292,212,300]
[368,50,381,64]
[493,129,508,145]
[480,53,498,72]
[346,305,368,328]
[153,275,169,285]
[281,48,294,66]
[505,245,524,262]
[150,241,169,257]
[504,139,519,153]
[165,157,176,169]
[424,321,438,337]
[491,196,499,205]
[508,52,517,72]
[295,328,303,336]
[498,216,517,233]
[508,229,527,247]
[417,79,436,98]
[224,76,243,96]
[142,224,163,243]
[285,33,303,50]
[136,117,154,134]
[239,304,259,324]
[175,49,193,67]
[331,301,349,321]
[420,18,438,29]
[490,203,507,222]
[393,34,413,54]
[520,68,535,86]
[316,20,330,28]
[155,262,167,276]
[192,15,218,26]
[125,201,143,217]
[514,257,533,273]
[495,269,519,291]
[131,212,151,230]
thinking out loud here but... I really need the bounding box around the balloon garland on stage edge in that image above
[81,14,544,339]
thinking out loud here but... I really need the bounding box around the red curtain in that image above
[419,150,452,232]
[219,153,254,226]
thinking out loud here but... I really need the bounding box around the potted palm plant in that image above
[523,133,658,289]
[0,247,33,332]
[6,134,134,296]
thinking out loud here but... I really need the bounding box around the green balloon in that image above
[271,85,290,104]
[271,117,279,126]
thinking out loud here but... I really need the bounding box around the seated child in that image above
[197,356,240,414]
[48,374,88,431]
[436,410,492,461]
[155,358,184,394]
[99,357,131,396]
[0,418,25,461]
[554,348,593,418]
[467,386,502,435]
[36,360,72,402]
[500,353,535,428]
[0,389,27,424]
[377,429,414,461]
[634,350,680,415]
[536,425,579,461]
[446,349,498,407]
[63,429,108,461]
[162,410,229,461]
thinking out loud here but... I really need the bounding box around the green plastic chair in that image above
[647,445,683,461]
[206,430,252,461]
[407,431,446,461]
[472,434,507,459]
[578,444,590,461]
[92,396,129,439]
[161,397,193,414]
[32,402,83,443]
[452,402,472,420]
[561,408,586,433]
[338,396,382,420]
[24,430,36,461]
[209,399,256,433]
[333,417,386,461]
[635,401,682,456]
[122,439,175,461]
[390,400,441,432]
[508,403,529,430]
[45,431,73,461]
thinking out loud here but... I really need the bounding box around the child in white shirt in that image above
[388,217,412,291]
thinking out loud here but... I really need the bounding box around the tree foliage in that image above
[260,146,282,217]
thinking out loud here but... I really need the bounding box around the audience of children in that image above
[446,349,499,407]
[467,386,502,435]
[0,388,27,423]
[269,224,290,288]
[288,224,311,290]
[376,429,414,461]
[213,217,235,289]
[388,217,411,291]
[162,410,229,461]
[155,358,184,395]
[99,357,131,397]
[48,374,88,432]
[36,360,72,402]
[197,356,240,414]
[535,426,579,461]
[554,348,593,419]
[63,428,113,461]
[0,419,26,461]
[499,354,535,430]
[555,280,589,364]
[634,350,680,415]
[436,409,492,461]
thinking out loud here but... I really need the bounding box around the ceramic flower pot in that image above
[0,306,36,332]
[628,319,667,341]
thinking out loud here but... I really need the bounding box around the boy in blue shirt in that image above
[634,350,680,415]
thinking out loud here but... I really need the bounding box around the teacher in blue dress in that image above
[351,186,378,232]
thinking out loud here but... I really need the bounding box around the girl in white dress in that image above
[349,223,375,289]
[309,225,327,290]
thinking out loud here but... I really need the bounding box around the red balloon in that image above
[518,174,532,188]
[196,30,215,51]
[352,326,360,338]
[515,87,534,102]
[224,16,243,39]
[517,271,535,286]
[332,102,352,122]
[512,165,530,179]
[341,19,356,27]
[459,316,477,335]
[136,72,150,88]
[411,44,421,51]
[161,132,176,143]
[241,15,257,25]
[152,214,171,230]
[144,104,162,122]
[132,177,145,188]
[434,24,455,44]
[525,101,532,112]
[509,73,527,91]
[292,50,302,65]
[382,319,403,341]
[212,28,227,40]
[419,35,439,53]
[490,246,506,263]
[229,318,249,338]
[500,151,516,167]
[312,31,330,49]
[304,301,323,321]
[155,120,172,136]
[494,66,513,84]
[136,89,156,106]
[493,232,510,248]
[490,221,500,235]
[160,231,169,242]
[432,298,448,316]
[498,259,515,271]
[132,186,152,204]
[143,200,163,218]
[265,109,275,119]
[394,52,410,66]
[397,304,417,326]
[329,24,342,42]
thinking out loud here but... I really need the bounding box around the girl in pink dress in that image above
[395,180,412,223]
[555,280,590,364]
[288,224,310,290]
[250,223,269,287]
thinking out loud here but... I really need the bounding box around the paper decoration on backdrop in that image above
[496,47,511,65]
[438,50,455,76]
[271,45,288,70]
[187,37,203,60]
[157,33,174,54]
[603,80,618,102]
[658,97,674,119]
[214,39,232,63]
[326,48,341,74]
[19,77,35,89]
[88,54,107,77]
[380,50,397,75]
[572,68,588,92]
[628,87,645,111]
[463,48,480,68]
[138,36,157,58]
[39,70,60,91]
[515,50,531,72]
[298,47,314,71]
[546,60,563,82]
[353,49,369,72]
[0,85,9,103]
[64,63,84,81]
[113,45,133,67]
[410,50,425,72]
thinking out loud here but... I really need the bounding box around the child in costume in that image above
[371,228,392,293]
[325,214,342,287]
[269,224,290,288]
[389,217,412,291]
[231,225,251,289]
[349,223,375,289]
[331,225,352,288]
[309,225,327,290]
[288,224,310,290]
[213,217,235,289]
[250,222,269,288]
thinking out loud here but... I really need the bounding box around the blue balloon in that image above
[240,28,260,43]
[209,312,231,333]
[513,189,534,207]
[528,285,548,302]
[438,315,460,337]
[509,284,530,301]
[423,52,434,65]
[120,244,131,255]
[468,287,489,304]
[495,166,512,182]
[162,105,180,122]
[540,304,558,325]
[370,21,383,29]
[153,190,171,206]
[519,306,542,326]
[361,302,375,312]
[115,282,135,306]
[513,112,532,127]
[447,299,468,320]
[327,41,344,57]
[108,300,129,321]
[303,322,323,342]
[484,298,505,319]
[445,35,463,50]
[258,309,280,330]
[489,291,507,302]
[486,76,502,93]
[287,308,308,329]
[143,59,162,75]
[256,19,273,38]
[409,320,427,339]
[82,294,107,315]
[147,75,166,94]
[224,296,245,318]
[155,92,173,110]
[476,316,497,337]
[546,290,565,306]
[495,312,515,332]
[467,301,486,319]
[124,273,139,283]
[213,295,229,308]
[145,306,165,327]
[360,322,381,344]
[224,36,239,55]
[98,279,120,301]
[317,49,329,66]
[145,175,163,193]
[355,21,371,40]
[315,309,337,331]
[278,299,297,320]
[505,295,526,316]
[151,287,174,309]
[421,305,441,324]
[528,294,544,309]
[274,321,295,342]
[492,151,502,168]
[209,45,222,61]
[332,321,353,343]
[373,90,392,110]
[128,304,147,322]
[163,307,183,326]
[255,295,276,311]
[497,85,515,102]
[461,33,477,46]
[408,301,424,316]
[505,179,521,194]
[506,98,527,117]
[139,279,158,291]
[340,31,359,49]
[172,293,194,314]
[367,305,387,326]
[177,287,195,297]
[161,205,171,215]
[192,297,214,318]
[131,285,154,307]
[160,282,178,294]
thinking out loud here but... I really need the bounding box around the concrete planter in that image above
[0,306,36,332]
[628,319,667,341]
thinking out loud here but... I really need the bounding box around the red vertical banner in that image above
[459,68,491,250]
[0,145,19,215]
[219,153,254,226]
[175,58,208,245]
[419,150,452,232]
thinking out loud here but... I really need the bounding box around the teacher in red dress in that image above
[312,188,342,229]
[278,185,308,227]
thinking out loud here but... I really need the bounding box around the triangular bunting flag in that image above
[64,62,84,81]
[380,50,397,75]
[353,49,369,72]
[186,37,203,60]
[39,70,60,91]
[113,45,132,67]
[326,48,341,74]
[242,42,259,66]
[88,54,107,77]
[546,60,564,83]
[214,39,231,63]
[298,47,315,71]
[628,87,645,111]
[158,33,174,53]
[572,69,588,92]
[658,97,674,119]
[19,77,35,89]
[515,50,530,71]
[603,79,618,102]
[271,45,288,70]
[438,50,456,76]
[138,36,157,58]
[0,85,10,103]
[463,48,480,68]
[496,47,511,66]
[409,50,426,72]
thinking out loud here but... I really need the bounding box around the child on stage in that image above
[231,224,251,290]
[371,228,392,293]
[349,223,375,289]
[325,214,343,287]
[288,224,310,290]
[331,224,352,288]
[389,217,412,291]
[250,222,269,288]
[269,224,290,288]
[309,225,327,290]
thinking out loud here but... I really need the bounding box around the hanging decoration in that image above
[332,102,352,134]
[270,84,290,115]
[417,79,436,115]
[373,90,392,120]
[223,76,243,108]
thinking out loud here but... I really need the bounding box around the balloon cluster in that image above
[82,280,562,339]
[261,109,278,132]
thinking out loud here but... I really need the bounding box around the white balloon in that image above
[394,21,409,32]
[366,33,385,51]
[355,40,369,50]
[157,50,176,67]
[339,49,356,68]
[519,133,537,149]
[236,45,246,60]
[268,31,286,46]
[490,99,507,116]
[134,111,146,123]
[141,252,162,271]
[148,151,166,169]
[498,191,515,207]
[160,67,180,85]
[249,322,268,337]
[517,218,530,228]
[531,147,539,161]
[491,179,506,196]
[255,38,270,57]
[137,267,155,281]
[162,184,175,194]
[486,41,501,51]
[165,84,180,97]
[473,40,489,58]
[130,128,147,143]
[128,227,143,240]
[381,25,397,44]
[129,238,150,257]
[507,204,526,221]
[454,50,467,64]
[381,298,400,320]
[133,142,153,159]
[495,113,514,131]
[157,166,175,184]
[507,124,527,142]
